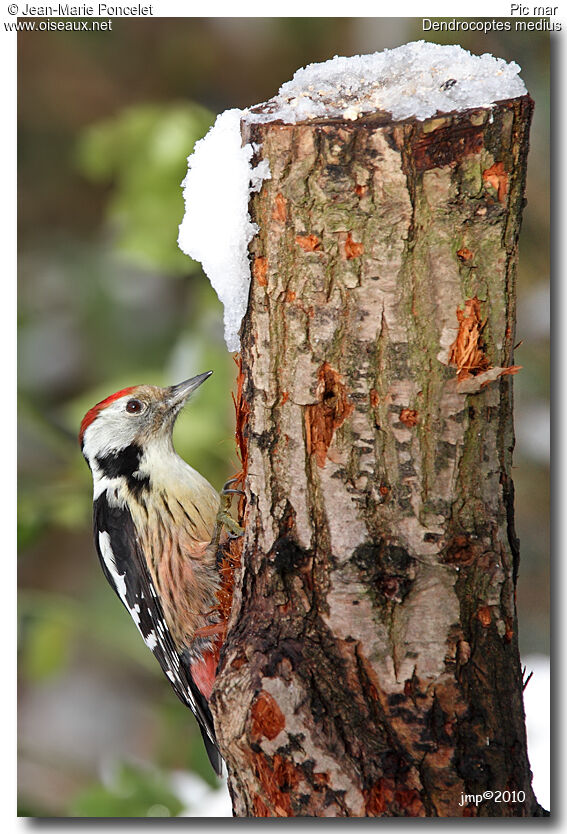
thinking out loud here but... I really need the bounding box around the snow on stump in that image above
[180,42,545,817]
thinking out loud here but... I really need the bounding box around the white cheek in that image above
[83,404,138,462]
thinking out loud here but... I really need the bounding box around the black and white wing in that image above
[93,492,222,776]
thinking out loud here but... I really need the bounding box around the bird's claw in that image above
[221,476,242,493]
[219,477,245,521]
[208,477,245,560]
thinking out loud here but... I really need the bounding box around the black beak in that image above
[167,371,213,408]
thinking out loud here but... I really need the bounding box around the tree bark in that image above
[211,96,547,817]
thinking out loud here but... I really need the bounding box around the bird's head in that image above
[79,372,213,469]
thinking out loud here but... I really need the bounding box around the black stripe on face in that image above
[96,444,143,478]
[96,443,150,497]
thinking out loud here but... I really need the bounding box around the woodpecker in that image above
[80,372,228,776]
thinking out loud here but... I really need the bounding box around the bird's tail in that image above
[183,652,224,777]
[199,723,224,777]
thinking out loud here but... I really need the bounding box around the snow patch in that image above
[248,41,526,124]
[522,654,550,810]
[178,109,271,352]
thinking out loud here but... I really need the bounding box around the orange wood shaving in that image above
[365,778,425,817]
[479,365,521,386]
[272,192,287,222]
[448,298,522,390]
[482,161,508,202]
[448,297,490,381]
[295,234,321,252]
[456,247,474,263]
[252,753,299,817]
[252,795,271,817]
[365,778,395,815]
[477,606,492,628]
[344,232,364,259]
[250,691,286,741]
[253,256,268,287]
[304,362,353,468]
[400,408,418,427]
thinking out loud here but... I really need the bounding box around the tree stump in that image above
[211,96,546,817]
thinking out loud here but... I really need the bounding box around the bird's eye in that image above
[126,399,144,414]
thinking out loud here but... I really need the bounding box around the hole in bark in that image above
[272,536,309,576]
[441,535,476,566]
[352,542,414,604]
[423,532,441,542]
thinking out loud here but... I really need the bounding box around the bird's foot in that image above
[218,511,244,539]
[209,477,244,557]
[218,476,244,537]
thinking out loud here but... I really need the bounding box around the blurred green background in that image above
[17,19,550,817]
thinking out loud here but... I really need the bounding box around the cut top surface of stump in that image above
[245,41,526,125]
